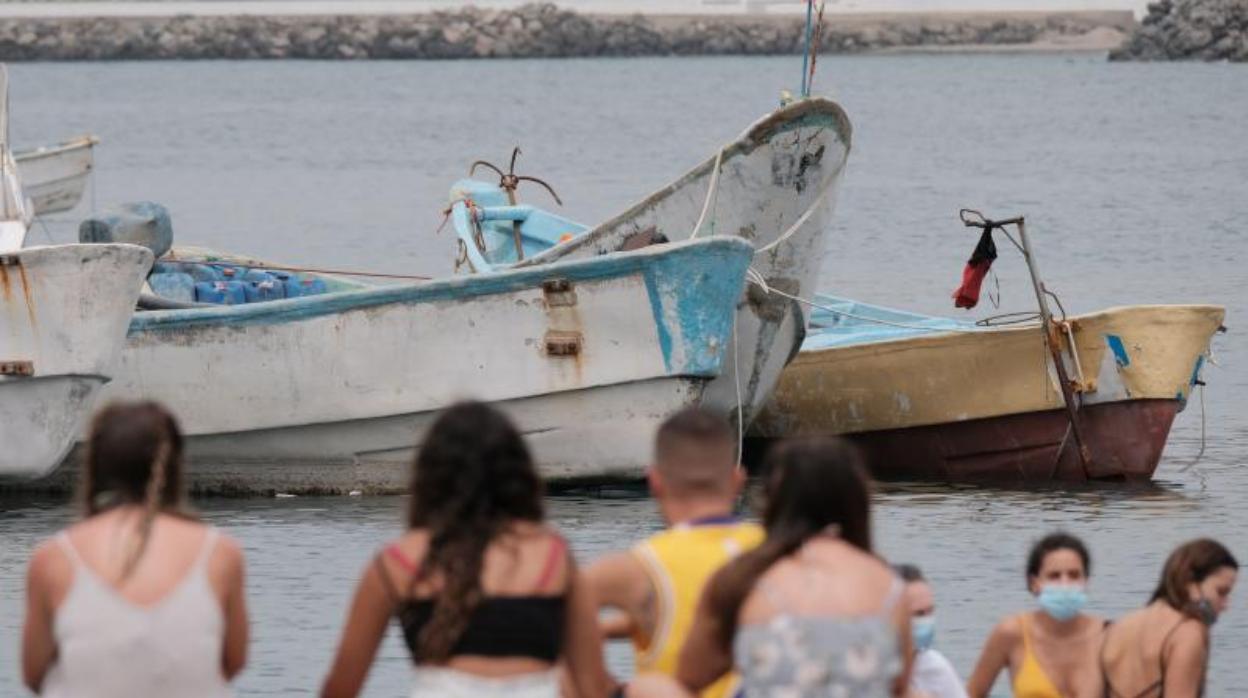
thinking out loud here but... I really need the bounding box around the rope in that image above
[746,273,994,335]
[753,155,848,257]
[807,0,828,96]
[36,216,55,244]
[976,312,1042,327]
[732,312,744,464]
[689,149,724,240]
[799,0,815,97]
[168,258,432,282]
[1178,380,1209,474]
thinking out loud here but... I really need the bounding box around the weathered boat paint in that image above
[14,135,97,216]
[494,98,853,432]
[76,237,754,491]
[834,399,1180,481]
[750,297,1224,481]
[0,244,154,478]
[0,65,33,252]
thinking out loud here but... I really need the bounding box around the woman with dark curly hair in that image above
[1100,538,1237,698]
[320,401,607,698]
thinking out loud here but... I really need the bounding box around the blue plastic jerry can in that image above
[243,268,275,284]
[245,279,286,303]
[186,263,223,282]
[148,272,196,303]
[285,277,327,298]
[194,280,247,305]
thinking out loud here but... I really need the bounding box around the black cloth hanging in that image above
[953,228,997,309]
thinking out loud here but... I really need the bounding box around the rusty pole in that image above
[1013,218,1095,479]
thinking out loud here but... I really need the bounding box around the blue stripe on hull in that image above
[129,238,753,380]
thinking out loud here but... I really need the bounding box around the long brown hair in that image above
[707,437,872,648]
[407,401,545,661]
[1151,538,1238,615]
[79,401,190,578]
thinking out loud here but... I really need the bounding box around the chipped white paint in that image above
[0,244,154,478]
[518,98,852,432]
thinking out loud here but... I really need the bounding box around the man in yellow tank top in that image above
[586,409,763,698]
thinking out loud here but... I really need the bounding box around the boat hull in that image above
[1,244,154,478]
[753,398,1178,481]
[45,375,703,494]
[49,238,753,492]
[14,135,97,216]
[751,304,1224,481]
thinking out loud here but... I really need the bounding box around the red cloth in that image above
[952,227,997,309]
[953,259,993,309]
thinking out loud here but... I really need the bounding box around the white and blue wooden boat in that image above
[37,98,848,492]
[448,97,852,432]
[83,236,754,491]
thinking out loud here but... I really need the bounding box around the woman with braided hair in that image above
[321,401,609,698]
[21,401,249,697]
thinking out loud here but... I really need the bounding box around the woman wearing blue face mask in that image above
[895,564,967,698]
[967,532,1106,698]
[1100,538,1238,698]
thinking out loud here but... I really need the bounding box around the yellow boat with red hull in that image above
[749,297,1224,481]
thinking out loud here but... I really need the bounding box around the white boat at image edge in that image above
[0,66,151,480]
[1,244,153,478]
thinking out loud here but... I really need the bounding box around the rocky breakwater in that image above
[0,4,1134,61]
[1111,0,1247,61]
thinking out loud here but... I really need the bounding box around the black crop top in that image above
[376,538,568,664]
[396,596,566,663]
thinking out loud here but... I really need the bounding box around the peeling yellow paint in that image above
[751,304,1224,438]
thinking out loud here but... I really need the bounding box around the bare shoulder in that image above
[526,523,569,549]
[585,549,647,591]
[26,536,67,581]
[211,531,244,564]
[1167,618,1208,649]
[991,613,1025,643]
[206,528,246,586]
[1083,613,1109,635]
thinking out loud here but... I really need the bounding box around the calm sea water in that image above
[1,54,1246,696]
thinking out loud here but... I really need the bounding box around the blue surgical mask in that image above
[912,616,936,652]
[1194,597,1219,626]
[1038,585,1088,622]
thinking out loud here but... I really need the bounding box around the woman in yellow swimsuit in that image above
[966,532,1106,698]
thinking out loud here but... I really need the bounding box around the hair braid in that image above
[120,436,171,580]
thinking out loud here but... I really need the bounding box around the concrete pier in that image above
[0,3,1134,61]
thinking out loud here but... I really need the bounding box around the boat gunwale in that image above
[514,97,853,268]
[801,301,1227,355]
[129,236,755,332]
[13,134,98,162]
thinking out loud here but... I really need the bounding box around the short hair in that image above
[894,563,925,583]
[1026,531,1090,588]
[653,409,736,495]
[1151,538,1238,613]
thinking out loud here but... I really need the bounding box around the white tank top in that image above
[41,527,234,698]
